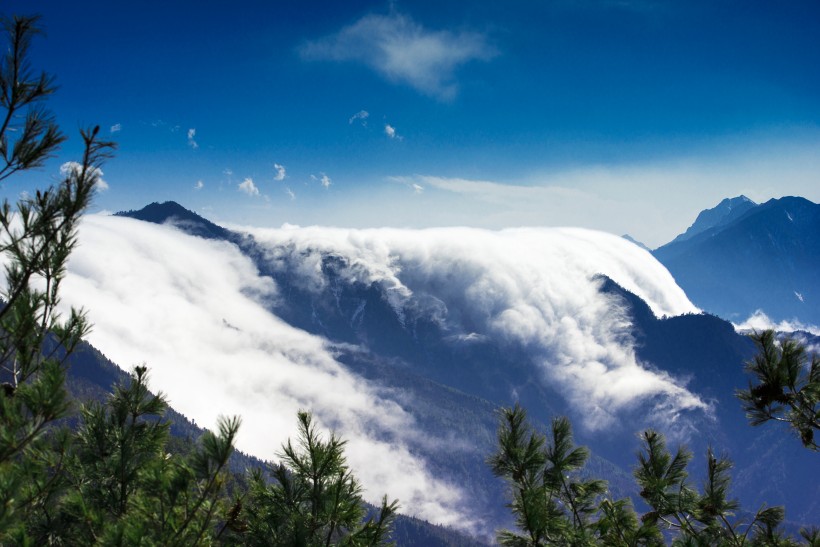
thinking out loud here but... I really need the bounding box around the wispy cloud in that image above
[300,12,495,100]
[194,180,204,190]
[238,177,259,196]
[273,163,286,181]
[187,128,198,149]
[412,183,424,194]
[384,124,402,140]
[110,123,121,134]
[349,110,369,125]
[60,161,108,192]
[312,173,332,188]
[285,187,296,200]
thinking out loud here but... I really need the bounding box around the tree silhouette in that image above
[737,330,819,450]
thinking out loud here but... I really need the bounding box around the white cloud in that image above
[194,180,204,190]
[60,161,109,192]
[286,187,296,200]
[46,216,720,534]
[412,183,424,194]
[312,173,332,188]
[357,135,816,249]
[734,310,820,336]
[110,123,121,133]
[246,224,706,435]
[300,12,495,100]
[57,216,473,530]
[187,128,198,149]
[273,163,286,181]
[349,110,369,125]
[384,124,402,140]
[238,177,259,196]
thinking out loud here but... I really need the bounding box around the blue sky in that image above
[3,0,819,247]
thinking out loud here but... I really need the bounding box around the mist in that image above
[58,214,710,529]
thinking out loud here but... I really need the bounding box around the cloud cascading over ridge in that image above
[60,215,472,530]
[300,12,495,100]
[52,215,715,532]
[245,224,706,433]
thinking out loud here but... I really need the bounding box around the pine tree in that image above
[0,14,114,542]
[488,404,662,546]
[240,411,398,546]
[737,330,819,450]
[33,366,241,545]
[635,430,792,545]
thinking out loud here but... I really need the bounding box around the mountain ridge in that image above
[665,195,757,247]
[653,196,819,325]
[102,201,818,528]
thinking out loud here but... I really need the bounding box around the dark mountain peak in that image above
[115,201,231,241]
[621,234,650,251]
[755,195,817,216]
[653,194,819,325]
[667,195,757,246]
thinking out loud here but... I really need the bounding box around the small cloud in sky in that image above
[60,161,108,192]
[110,123,121,134]
[300,12,495,100]
[388,175,424,194]
[311,173,332,188]
[187,128,198,149]
[194,180,204,190]
[238,177,259,196]
[384,124,403,140]
[349,110,369,125]
[274,163,286,181]
[286,187,296,200]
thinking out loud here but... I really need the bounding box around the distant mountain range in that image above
[653,196,819,326]
[63,200,813,539]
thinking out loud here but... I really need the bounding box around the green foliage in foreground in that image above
[737,330,819,450]
[237,411,398,546]
[0,14,396,546]
[490,403,819,546]
[2,11,818,547]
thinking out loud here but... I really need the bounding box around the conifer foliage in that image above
[0,13,114,540]
[635,431,796,545]
[737,330,819,450]
[489,404,662,546]
[240,411,399,546]
[0,15,396,545]
[489,405,818,546]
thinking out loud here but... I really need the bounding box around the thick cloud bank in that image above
[61,216,468,529]
[57,215,706,530]
[246,225,705,432]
